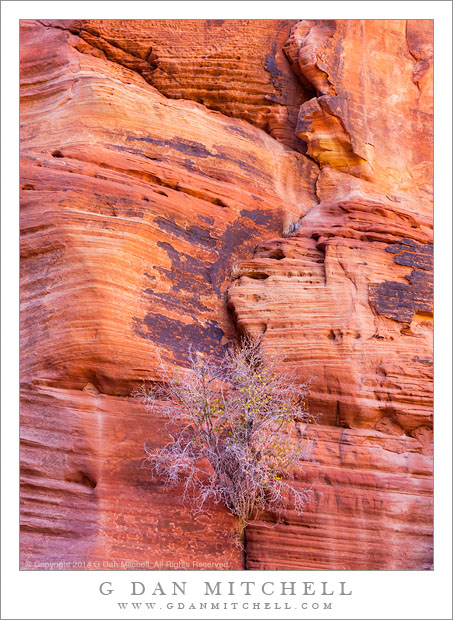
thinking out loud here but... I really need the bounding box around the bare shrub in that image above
[135,337,316,542]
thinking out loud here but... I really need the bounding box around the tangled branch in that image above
[135,337,317,540]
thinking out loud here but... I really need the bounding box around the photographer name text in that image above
[99,580,351,612]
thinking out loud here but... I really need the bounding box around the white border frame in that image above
[2,2,452,619]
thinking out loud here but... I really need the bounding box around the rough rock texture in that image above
[20,19,432,570]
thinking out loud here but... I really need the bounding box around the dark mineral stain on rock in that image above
[127,135,213,159]
[134,208,282,361]
[210,210,281,296]
[151,241,211,314]
[127,135,267,180]
[133,314,224,360]
[156,241,210,282]
[143,290,209,314]
[369,238,433,323]
[155,216,217,248]
[240,208,276,227]
[265,38,284,92]
[385,238,433,270]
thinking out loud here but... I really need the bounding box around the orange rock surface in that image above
[20,19,433,570]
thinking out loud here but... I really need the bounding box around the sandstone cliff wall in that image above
[20,19,432,570]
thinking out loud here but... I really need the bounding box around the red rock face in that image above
[20,19,432,570]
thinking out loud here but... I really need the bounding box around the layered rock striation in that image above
[20,19,432,570]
